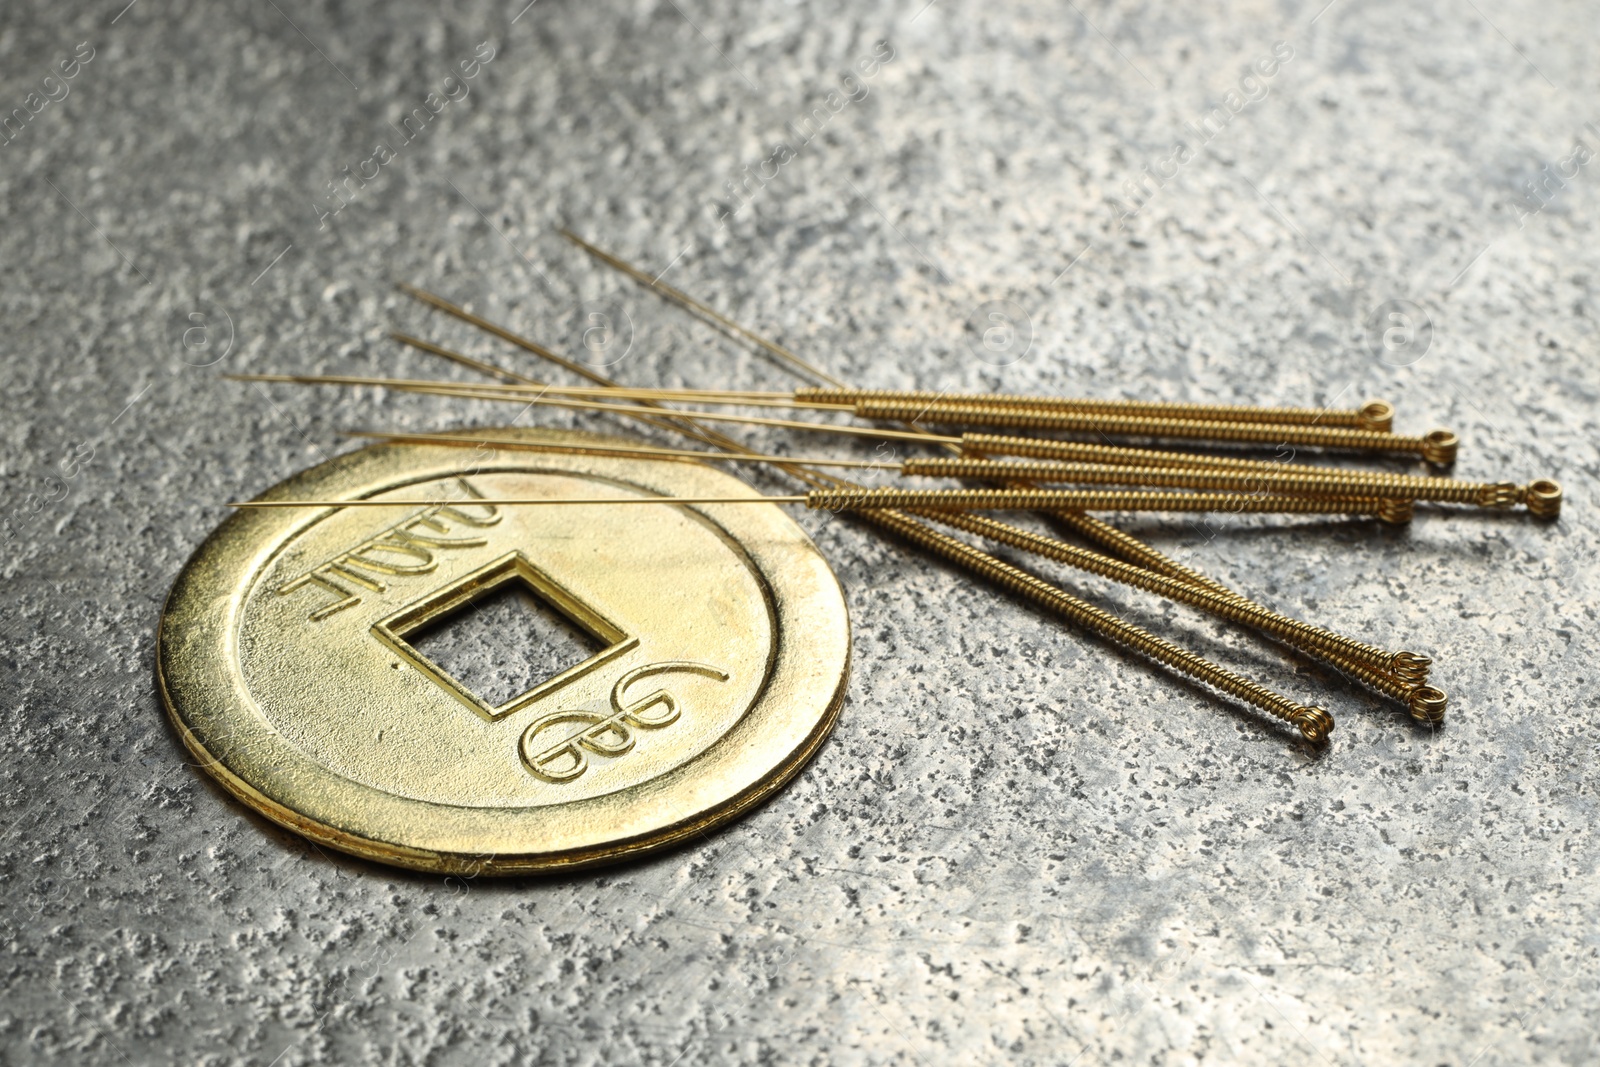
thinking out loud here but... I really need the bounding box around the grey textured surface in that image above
[2,0,1597,1063]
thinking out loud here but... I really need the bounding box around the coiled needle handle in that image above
[915,510,1444,721]
[903,458,1562,518]
[858,509,1335,744]
[797,388,1396,431]
[805,485,1412,518]
[856,400,1460,465]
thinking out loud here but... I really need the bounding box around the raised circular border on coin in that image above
[157,429,850,874]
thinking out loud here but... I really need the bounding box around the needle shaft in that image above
[559,229,848,388]
[238,372,955,444]
[343,430,890,468]
[230,496,810,508]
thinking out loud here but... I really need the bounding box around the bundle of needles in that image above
[233,232,1564,750]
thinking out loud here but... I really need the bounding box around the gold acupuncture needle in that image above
[324,370,1401,437]
[231,487,1415,517]
[558,228,849,388]
[387,287,1339,744]
[320,350,1432,478]
[381,307,1436,511]
[354,376,1397,431]
[231,496,811,507]
[852,398,1460,463]
[360,375,1388,425]
[796,389,1397,431]
[343,429,1549,516]
[958,433,1390,473]
[232,373,955,444]
[902,458,1557,515]
[350,353,1432,484]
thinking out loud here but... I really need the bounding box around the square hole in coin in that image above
[407,579,608,708]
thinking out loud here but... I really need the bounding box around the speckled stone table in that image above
[3,0,1597,1063]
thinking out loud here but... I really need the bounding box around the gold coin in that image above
[158,428,850,874]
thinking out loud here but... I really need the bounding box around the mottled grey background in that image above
[2,0,1597,1063]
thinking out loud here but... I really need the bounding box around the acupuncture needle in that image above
[240,375,1452,476]
[340,374,1400,430]
[229,487,1426,518]
[255,370,1463,508]
[426,380,1401,431]
[244,370,1433,457]
[340,430,1557,518]
[264,361,1360,474]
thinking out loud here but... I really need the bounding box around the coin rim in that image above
[157,429,850,874]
